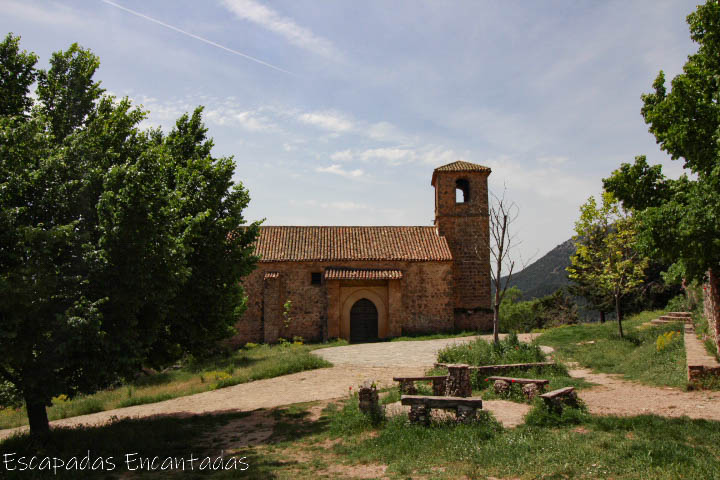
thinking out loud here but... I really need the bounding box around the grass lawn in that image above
[537,310,687,389]
[317,396,720,479]
[0,341,341,430]
[4,395,720,479]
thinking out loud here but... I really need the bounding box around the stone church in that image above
[236,160,493,344]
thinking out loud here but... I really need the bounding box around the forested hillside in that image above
[498,239,575,300]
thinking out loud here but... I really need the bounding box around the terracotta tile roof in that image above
[324,268,404,281]
[264,272,280,280]
[431,161,491,185]
[255,226,452,262]
[434,160,491,173]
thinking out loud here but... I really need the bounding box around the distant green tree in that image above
[568,193,648,338]
[0,34,259,437]
[498,287,578,333]
[566,215,614,324]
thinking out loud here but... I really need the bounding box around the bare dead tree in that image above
[479,187,531,344]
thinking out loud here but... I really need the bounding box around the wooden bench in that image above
[401,395,483,424]
[393,376,447,396]
[486,376,549,387]
[539,387,578,411]
[474,362,555,375]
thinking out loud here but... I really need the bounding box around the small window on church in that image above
[456,178,470,203]
[311,272,322,285]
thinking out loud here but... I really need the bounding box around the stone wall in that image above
[703,268,720,356]
[236,260,455,344]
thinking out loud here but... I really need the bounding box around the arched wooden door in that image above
[350,298,378,343]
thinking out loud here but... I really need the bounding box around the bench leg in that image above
[543,392,579,413]
[432,378,446,396]
[400,380,417,395]
[408,404,430,425]
[565,390,579,409]
[456,405,476,424]
[542,397,563,414]
[522,383,539,400]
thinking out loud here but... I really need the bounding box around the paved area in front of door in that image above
[312,333,542,367]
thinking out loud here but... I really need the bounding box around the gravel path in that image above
[313,333,540,367]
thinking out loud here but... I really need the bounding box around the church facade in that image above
[236,161,493,344]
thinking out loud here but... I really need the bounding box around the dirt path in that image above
[570,367,720,421]
[0,365,426,441]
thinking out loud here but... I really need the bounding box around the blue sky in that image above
[1,0,701,263]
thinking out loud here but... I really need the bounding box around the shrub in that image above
[665,294,689,313]
[656,331,680,352]
[437,332,545,366]
[524,397,589,427]
[499,287,578,333]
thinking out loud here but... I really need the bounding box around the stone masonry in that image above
[703,268,720,357]
[236,161,493,344]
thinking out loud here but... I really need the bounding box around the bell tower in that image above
[431,161,492,331]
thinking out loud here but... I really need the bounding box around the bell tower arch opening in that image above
[455,178,470,203]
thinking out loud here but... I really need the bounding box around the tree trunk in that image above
[615,295,624,338]
[493,303,500,344]
[599,311,606,323]
[25,396,50,438]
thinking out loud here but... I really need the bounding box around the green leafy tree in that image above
[0,34,259,437]
[568,193,648,338]
[566,212,614,323]
[604,1,720,284]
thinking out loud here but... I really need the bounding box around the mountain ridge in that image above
[498,238,576,300]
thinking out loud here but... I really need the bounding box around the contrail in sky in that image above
[100,0,294,75]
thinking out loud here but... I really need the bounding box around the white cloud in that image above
[203,107,275,131]
[330,149,353,162]
[125,94,277,132]
[3,0,85,27]
[315,164,364,179]
[359,147,414,164]
[298,110,354,132]
[334,145,465,167]
[220,0,342,60]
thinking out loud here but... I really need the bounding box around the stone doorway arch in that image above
[350,298,378,343]
[340,288,387,342]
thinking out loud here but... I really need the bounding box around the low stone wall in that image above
[685,321,720,389]
[703,268,720,357]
